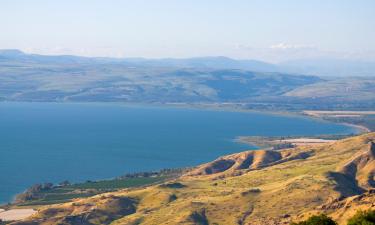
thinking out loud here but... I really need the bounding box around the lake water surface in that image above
[0,103,357,203]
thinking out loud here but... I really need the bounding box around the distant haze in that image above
[1,0,375,62]
[1,49,374,77]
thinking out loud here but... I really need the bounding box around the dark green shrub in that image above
[159,182,186,189]
[347,210,375,225]
[291,214,337,225]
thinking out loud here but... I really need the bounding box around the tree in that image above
[43,182,54,190]
[59,180,70,186]
[29,183,43,192]
[291,214,337,225]
[347,210,375,225]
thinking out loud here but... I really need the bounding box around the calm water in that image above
[0,102,357,203]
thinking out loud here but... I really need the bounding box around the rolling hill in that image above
[11,133,375,225]
[0,50,321,103]
[1,50,374,110]
[284,78,375,101]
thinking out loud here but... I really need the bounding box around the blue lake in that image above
[0,102,358,203]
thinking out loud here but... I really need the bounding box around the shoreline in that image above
[301,110,373,134]
[0,101,370,210]
[160,103,370,135]
[340,122,371,133]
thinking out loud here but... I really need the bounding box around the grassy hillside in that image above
[11,133,375,225]
[284,78,375,101]
[0,64,320,103]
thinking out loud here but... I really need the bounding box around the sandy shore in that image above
[282,138,335,143]
[302,110,372,133]
[304,110,375,116]
[280,138,336,146]
[0,209,36,221]
[237,136,341,149]
[340,122,371,133]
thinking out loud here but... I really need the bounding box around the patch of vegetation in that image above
[290,214,337,225]
[241,188,261,196]
[71,177,165,189]
[159,182,186,189]
[347,210,375,225]
[119,168,188,179]
[168,194,178,202]
[15,183,55,203]
[14,169,185,206]
[188,209,209,225]
[291,210,375,225]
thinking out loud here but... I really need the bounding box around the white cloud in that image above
[269,43,316,50]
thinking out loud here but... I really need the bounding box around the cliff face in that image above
[13,133,375,225]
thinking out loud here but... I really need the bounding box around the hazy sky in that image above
[1,0,375,62]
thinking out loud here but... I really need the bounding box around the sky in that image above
[1,0,375,62]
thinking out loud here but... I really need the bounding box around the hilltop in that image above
[9,133,375,225]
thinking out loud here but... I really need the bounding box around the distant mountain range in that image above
[0,49,374,110]
[1,49,374,76]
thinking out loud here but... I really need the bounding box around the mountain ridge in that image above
[1,49,374,111]
[1,49,375,76]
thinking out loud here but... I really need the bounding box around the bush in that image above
[291,214,337,225]
[347,210,375,225]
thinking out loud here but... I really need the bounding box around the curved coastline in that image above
[0,102,360,205]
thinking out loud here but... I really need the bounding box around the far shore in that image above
[303,110,373,133]
[1,101,373,133]
[161,102,371,134]
[340,122,371,133]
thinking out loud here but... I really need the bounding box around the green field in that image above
[16,176,168,206]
